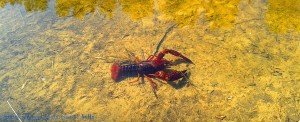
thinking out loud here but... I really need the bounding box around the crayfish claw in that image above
[152,70,187,82]
[158,49,193,64]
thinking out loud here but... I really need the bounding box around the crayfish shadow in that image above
[167,72,191,89]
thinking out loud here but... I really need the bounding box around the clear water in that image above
[0,0,300,121]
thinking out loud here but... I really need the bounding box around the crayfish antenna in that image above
[180,70,200,93]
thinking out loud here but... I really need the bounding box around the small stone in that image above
[216,115,226,120]
[231,54,237,58]
[227,96,233,100]
[41,77,46,81]
[211,81,218,87]
[272,71,282,76]
[248,82,256,86]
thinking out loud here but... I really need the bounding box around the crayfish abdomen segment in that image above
[111,63,139,82]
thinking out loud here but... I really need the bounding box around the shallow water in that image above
[0,0,300,121]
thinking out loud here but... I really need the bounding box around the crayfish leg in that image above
[129,73,140,85]
[134,57,141,63]
[144,75,158,92]
[146,55,155,61]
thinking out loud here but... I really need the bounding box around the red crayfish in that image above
[111,49,193,92]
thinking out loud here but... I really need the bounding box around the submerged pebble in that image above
[41,77,46,81]
[211,81,218,87]
[272,71,282,76]
[248,82,256,86]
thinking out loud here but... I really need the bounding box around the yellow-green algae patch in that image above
[265,0,300,33]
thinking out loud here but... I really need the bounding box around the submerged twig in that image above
[125,48,136,58]
[21,81,28,90]
[18,8,26,26]
[7,101,22,122]
[154,24,177,55]
[52,58,54,70]
[96,7,101,16]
